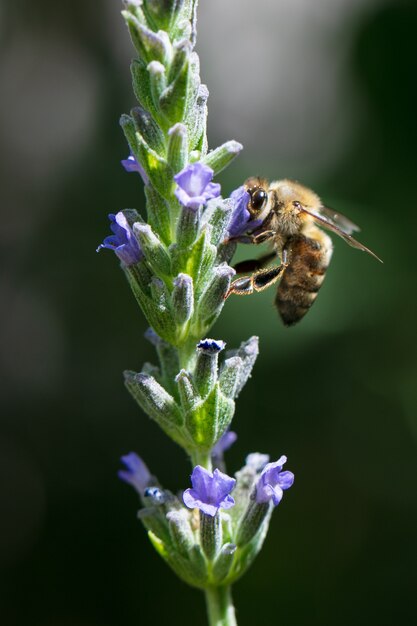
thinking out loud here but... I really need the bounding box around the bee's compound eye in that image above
[250,188,267,212]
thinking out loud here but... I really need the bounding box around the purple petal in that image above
[174,162,221,209]
[267,484,284,506]
[190,465,210,501]
[219,494,235,510]
[183,465,236,515]
[278,471,295,490]
[255,455,293,506]
[118,452,152,496]
[227,185,263,238]
[212,430,237,458]
[97,211,143,266]
[121,153,149,185]
[202,181,221,201]
[174,163,214,196]
[212,468,236,502]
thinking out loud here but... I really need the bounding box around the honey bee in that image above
[226,177,382,326]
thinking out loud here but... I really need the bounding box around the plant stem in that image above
[191,449,212,471]
[205,586,237,626]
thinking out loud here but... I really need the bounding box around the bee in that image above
[226,177,382,326]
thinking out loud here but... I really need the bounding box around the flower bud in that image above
[148,60,167,105]
[168,39,191,84]
[195,339,225,398]
[134,133,171,199]
[176,205,201,249]
[159,50,190,123]
[123,12,171,64]
[235,499,272,547]
[212,543,237,583]
[200,511,221,561]
[143,0,186,34]
[131,105,165,154]
[187,84,208,152]
[124,370,186,446]
[131,59,158,122]
[172,273,194,324]
[226,335,259,397]
[219,356,243,399]
[175,369,199,414]
[145,185,172,245]
[138,507,171,545]
[167,123,188,174]
[198,263,235,323]
[201,199,232,246]
[133,223,171,277]
[202,140,243,176]
[167,509,195,556]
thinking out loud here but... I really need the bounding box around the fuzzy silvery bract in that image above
[98,2,294,624]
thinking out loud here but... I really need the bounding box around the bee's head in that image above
[244,176,269,218]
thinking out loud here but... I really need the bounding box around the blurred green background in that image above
[1,0,416,624]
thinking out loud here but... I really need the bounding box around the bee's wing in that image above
[301,207,383,263]
[318,206,360,234]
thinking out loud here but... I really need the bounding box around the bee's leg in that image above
[226,263,286,297]
[233,251,277,274]
[225,230,276,245]
[227,249,289,298]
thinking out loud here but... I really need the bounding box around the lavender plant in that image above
[98,2,294,624]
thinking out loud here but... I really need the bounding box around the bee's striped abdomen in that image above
[276,232,333,326]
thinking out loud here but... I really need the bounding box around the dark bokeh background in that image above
[1,1,417,624]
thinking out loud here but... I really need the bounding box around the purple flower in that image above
[118,452,152,496]
[183,465,236,517]
[121,153,149,185]
[97,211,143,266]
[212,430,237,459]
[227,185,263,238]
[255,455,294,506]
[174,163,221,210]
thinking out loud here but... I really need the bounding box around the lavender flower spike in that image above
[183,465,236,517]
[118,452,152,496]
[174,162,221,210]
[255,455,294,506]
[97,211,143,266]
[121,152,149,184]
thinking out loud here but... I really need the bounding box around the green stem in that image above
[177,335,198,371]
[191,449,212,471]
[205,586,237,626]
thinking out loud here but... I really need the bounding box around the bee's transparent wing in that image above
[301,207,383,262]
[317,206,360,235]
